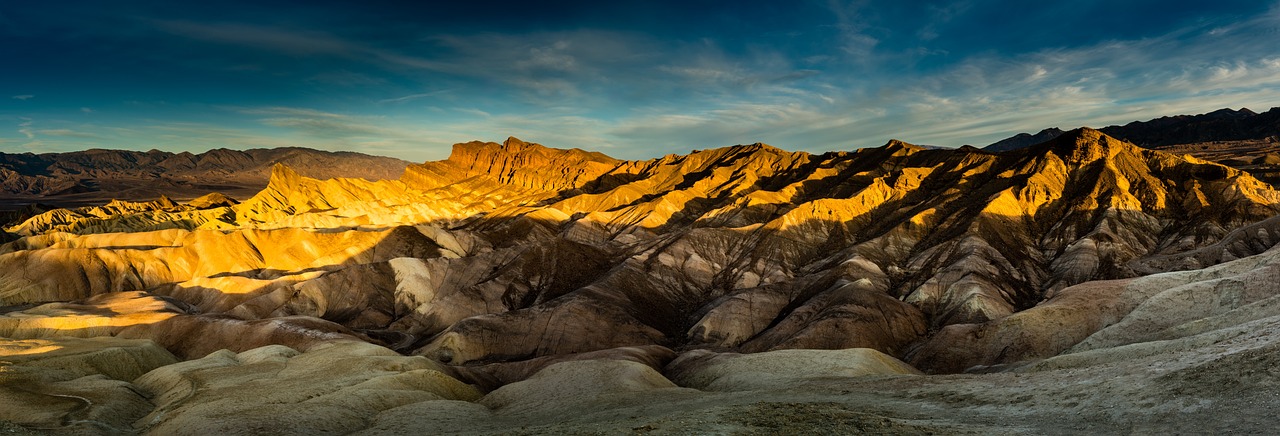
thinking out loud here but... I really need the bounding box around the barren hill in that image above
[983,107,1280,184]
[5,132,1280,433]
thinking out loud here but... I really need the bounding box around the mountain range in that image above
[5,126,1280,433]
[0,147,409,208]
[985,107,1280,151]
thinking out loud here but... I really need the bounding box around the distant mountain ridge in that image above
[0,147,410,208]
[983,127,1066,152]
[1101,107,1272,147]
[983,107,1280,152]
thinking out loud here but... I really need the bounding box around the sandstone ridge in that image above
[5,130,1280,433]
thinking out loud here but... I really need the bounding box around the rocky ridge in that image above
[0,147,410,216]
[982,107,1280,185]
[984,107,1280,152]
[5,131,1280,433]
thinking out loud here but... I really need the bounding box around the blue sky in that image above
[2,1,1279,161]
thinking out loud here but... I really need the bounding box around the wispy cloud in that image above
[241,106,389,137]
[826,0,879,58]
[239,106,348,118]
[259,117,386,136]
[80,107,94,113]
[36,128,100,138]
[567,5,1280,154]
[386,30,661,100]
[140,121,302,151]
[378,91,447,104]
[8,3,1278,162]
[17,119,34,139]
[231,105,450,160]
[454,108,491,118]
[21,140,52,152]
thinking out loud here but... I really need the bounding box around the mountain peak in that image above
[1032,127,1137,163]
[502,136,533,151]
[268,162,303,190]
[881,139,925,155]
[1206,107,1256,119]
[726,142,786,155]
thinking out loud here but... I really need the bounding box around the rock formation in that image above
[983,107,1280,185]
[5,130,1279,362]
[5,130,1280,433]
[985,107,1280,152]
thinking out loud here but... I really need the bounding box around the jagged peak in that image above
[268,163,304,190]
[502,136,532,151]
[690,142,790,157]
[741,142,784,153]
[153,195,177,209]
[879,139,926,156]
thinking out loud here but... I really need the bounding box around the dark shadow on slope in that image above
[7,131,1280,389]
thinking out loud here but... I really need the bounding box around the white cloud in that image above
[11,95,33,100]
[80,107,94,113]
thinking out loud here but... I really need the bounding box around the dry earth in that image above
[3,131,1280,434]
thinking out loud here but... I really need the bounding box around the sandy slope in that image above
[4,133,1280,434]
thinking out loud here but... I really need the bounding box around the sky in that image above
[2,1,1280,162]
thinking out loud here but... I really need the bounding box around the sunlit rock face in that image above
[8,130,1280,433]
[3,129,1280,381]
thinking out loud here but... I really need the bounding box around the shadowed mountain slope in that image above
[1100,107,1275,148]
[4,130,1278,370]
[983,127,1066,153]
[983,108,1280,185]
[984,107,1280,153]
[7,131,1280,433]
